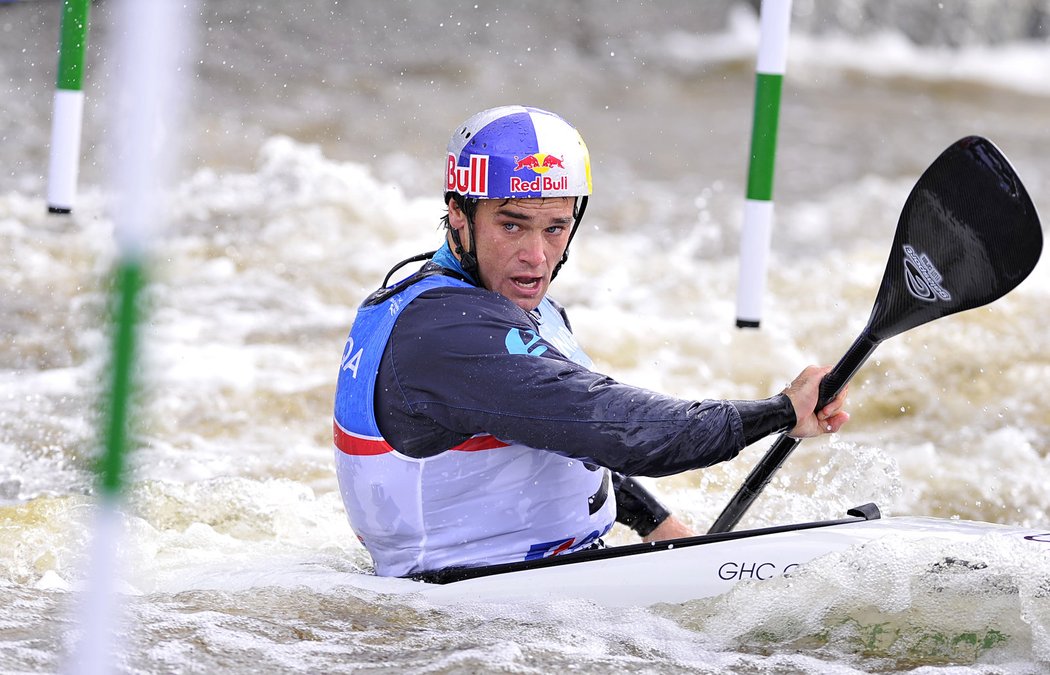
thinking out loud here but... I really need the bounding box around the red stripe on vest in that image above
[333,421,393,456]
[334,422,507,456]
[451,435,510,452]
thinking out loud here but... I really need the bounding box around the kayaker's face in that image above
[448,197,575,311]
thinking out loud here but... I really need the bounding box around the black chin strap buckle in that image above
[449,226,479,279]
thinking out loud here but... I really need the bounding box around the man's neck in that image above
[431,241,476,284]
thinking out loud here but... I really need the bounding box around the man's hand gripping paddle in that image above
[709,136,1043,534]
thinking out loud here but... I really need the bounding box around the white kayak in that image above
[380,504,1050,608]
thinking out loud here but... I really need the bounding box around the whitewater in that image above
[2,1,1049,672]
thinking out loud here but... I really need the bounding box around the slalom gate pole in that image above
[734,0,792,329]
[47,0,90,215]
[66,2,195,673]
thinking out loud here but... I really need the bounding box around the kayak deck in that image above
[409,504,1050,607]
[417,503,883,584]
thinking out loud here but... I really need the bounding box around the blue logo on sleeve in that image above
[505,328,548,357]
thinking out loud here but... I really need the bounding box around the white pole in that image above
[46,0,90,214]
[65,1,195,673]
[735,0,792,328]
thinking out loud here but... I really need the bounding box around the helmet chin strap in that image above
[551,195,588,281]
[449,200,481,281]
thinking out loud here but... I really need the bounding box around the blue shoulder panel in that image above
[334,274,472,436]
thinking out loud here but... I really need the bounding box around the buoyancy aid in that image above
[333,272,615,577]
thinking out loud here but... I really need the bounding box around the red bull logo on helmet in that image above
[446,153,489,195]
[510,153,567,193]
[513,153,565,174]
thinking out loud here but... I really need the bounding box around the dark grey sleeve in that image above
[730,394,797,446]
[611,472,671,536]
[375,287,746,477]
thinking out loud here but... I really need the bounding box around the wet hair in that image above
[440,192,478,230]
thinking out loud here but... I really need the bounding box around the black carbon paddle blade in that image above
[866,136,1042,342]
[710,137,1042,535]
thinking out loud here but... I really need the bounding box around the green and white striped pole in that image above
[47,0,90,215]
[735,0,792,329]
[67,1,194,672]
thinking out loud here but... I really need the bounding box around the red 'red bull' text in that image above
[509,175,569,193]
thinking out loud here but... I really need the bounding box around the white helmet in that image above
[443,106,592,280]
[445,105,592,199]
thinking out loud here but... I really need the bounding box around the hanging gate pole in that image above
[47,0,91,215]
[735,0,792,328]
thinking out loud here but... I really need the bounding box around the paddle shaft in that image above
[708,331,880,534]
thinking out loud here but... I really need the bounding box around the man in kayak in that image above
[333,105,849,578]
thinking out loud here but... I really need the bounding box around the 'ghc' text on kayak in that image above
[718,560,801,581]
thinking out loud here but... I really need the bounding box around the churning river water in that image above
[2,1,1050,672]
